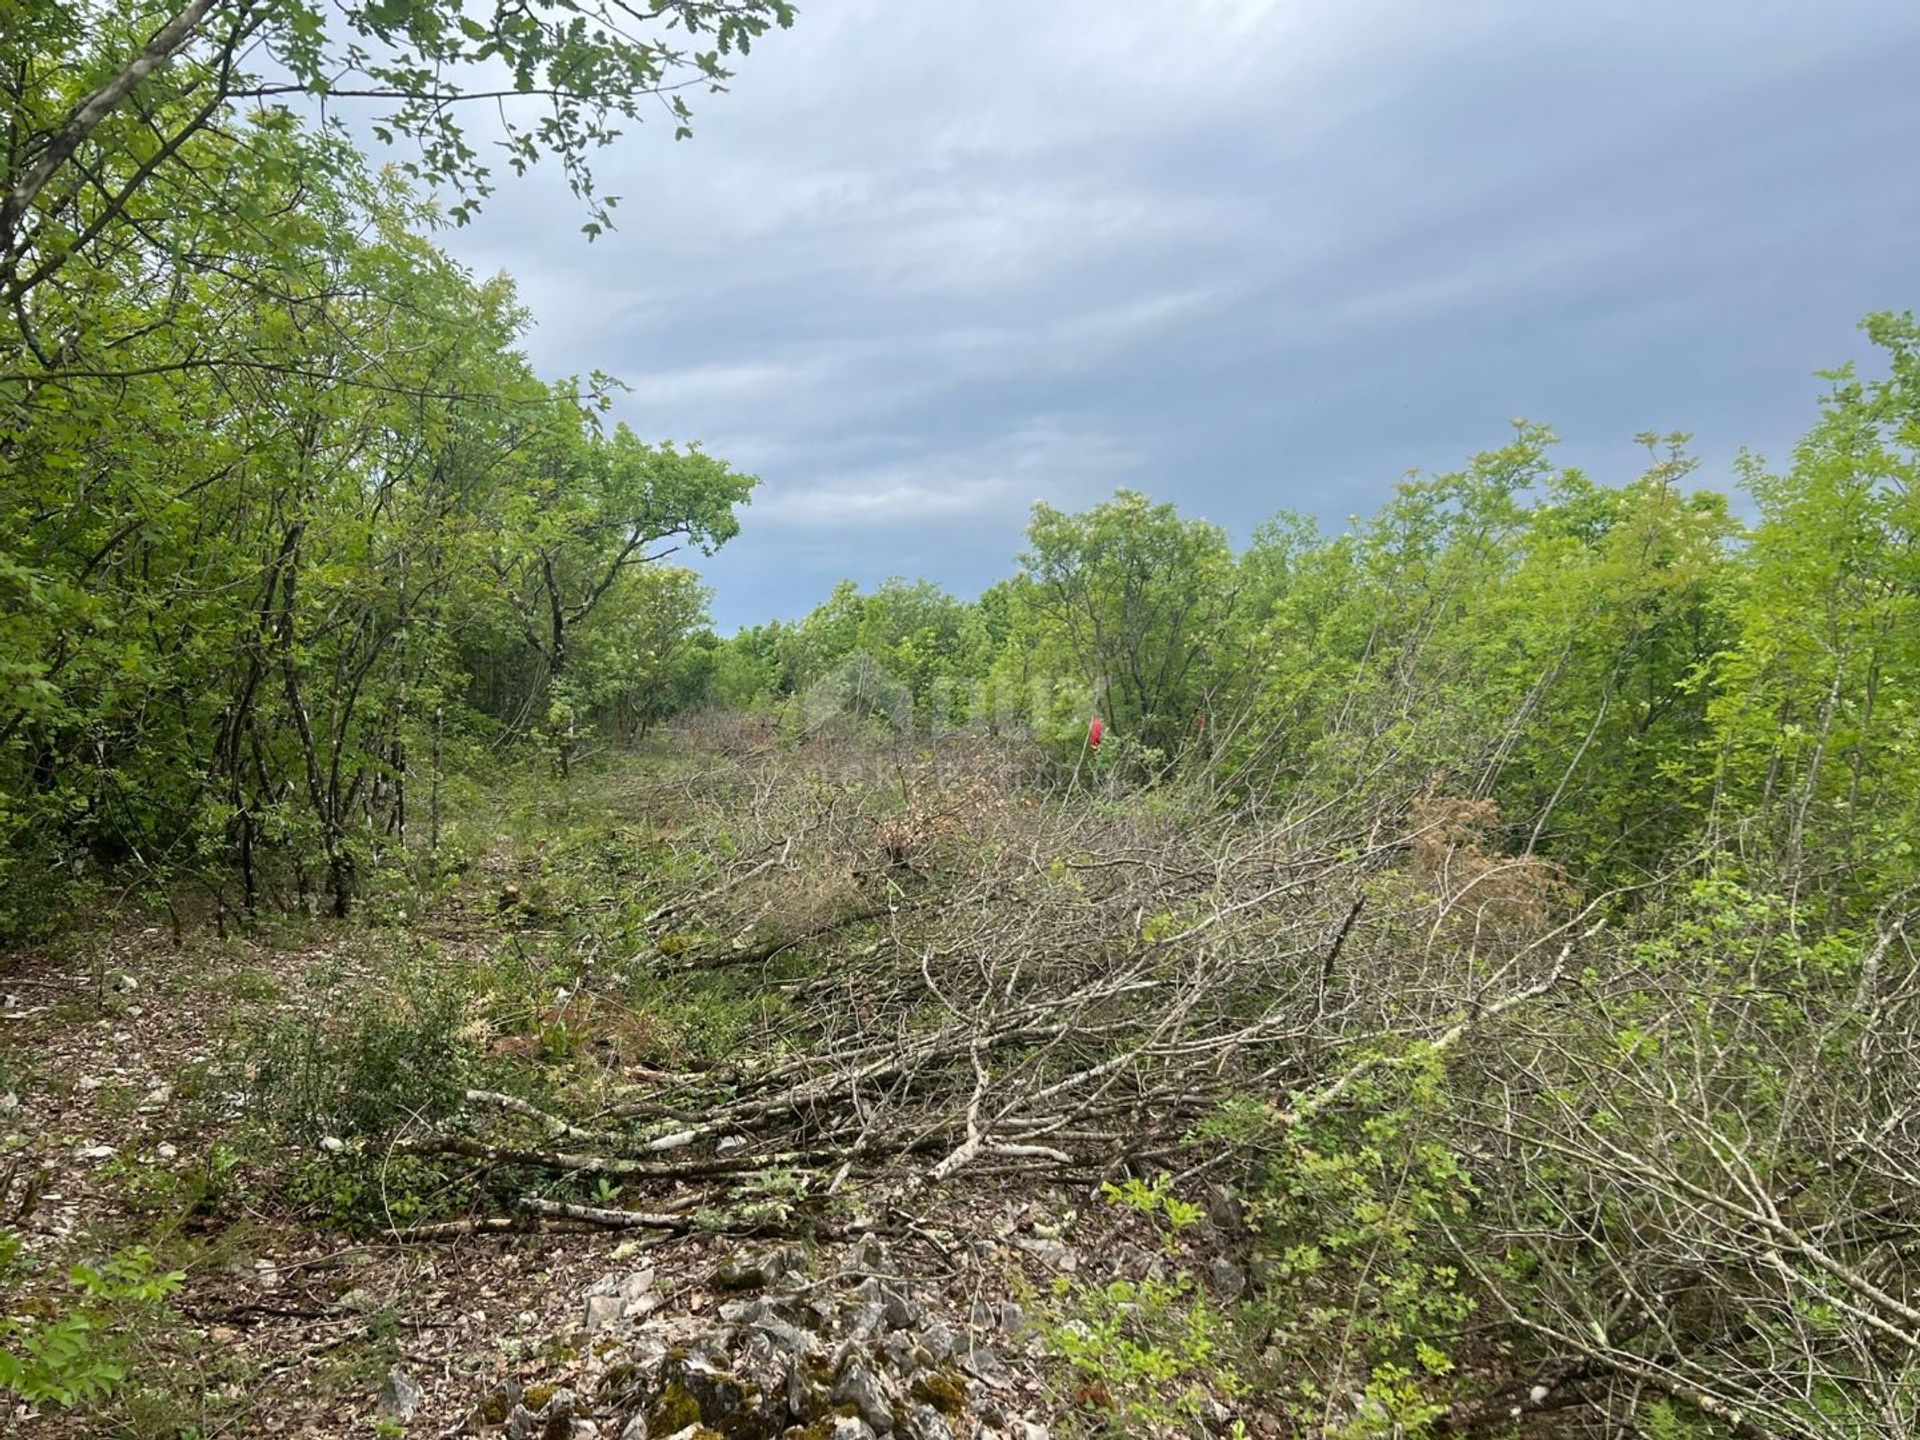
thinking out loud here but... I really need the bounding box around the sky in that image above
[442,0,1920,632]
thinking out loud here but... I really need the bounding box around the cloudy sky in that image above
[445,0,1920,631]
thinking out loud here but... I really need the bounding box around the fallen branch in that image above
[462,1088,605,1142]
[401,1133,807,1180]
[522,1196,695,1230]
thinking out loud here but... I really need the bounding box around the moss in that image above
[647,1379,703,1435]
[523,1383,558,1411]
[472,1388,515,1426]
[910,1369,968,1417]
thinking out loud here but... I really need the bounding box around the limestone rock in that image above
[1208,1257,1248,1300]
[502,1240,1005,1440]
[380,1364,425,1421]
[831,1357,895,1433]
[587,1267,660,1332]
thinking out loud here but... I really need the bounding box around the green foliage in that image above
[238,956,489,1230]
[0,125,754,933]
[1707,312,1920,912]
[1037,1177,1247,1437]
[0,1235,183,1408]
[472,410,755,771]
[248,962,476,1146]
[1,0,780,935]
[0,0,795,277]
[1017,490,1240,762]
[731,577,991,727]
[1102,1172,1207,1234]
[1226,425,1733,883]
[9,16,1920,1432]
[1225,1065,1475,1436]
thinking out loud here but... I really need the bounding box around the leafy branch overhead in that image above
[0,0,796,291]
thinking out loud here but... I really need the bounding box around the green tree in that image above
[1015,490,1240,761]
[480,409,754,773]
[1708,312,1920,912]
[1,0,796,307]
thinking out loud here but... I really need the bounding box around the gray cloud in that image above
[445,0,1920,628]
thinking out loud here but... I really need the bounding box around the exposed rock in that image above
[539,1241,993,1440]
[917,1320,959,1364]
[866,1276,921,1331]
[587,1267,660,1332]
[505,1384,576,1440]
[749,1311,822,1361]
[1203,1182,1248,1239]
[956,1343,1005,1383]
[844,1233,896,1276]
[713,1245,806,1292]
[380,1364,425,1421]
[831,1357,894,1433]
[598,1333,673,1410]
[1208,1257,1248,1300]
[1009,1236,1076,1273]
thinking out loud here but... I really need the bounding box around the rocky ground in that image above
[0,920,1211,1439]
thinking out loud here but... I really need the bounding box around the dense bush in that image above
[248,965,475,1147]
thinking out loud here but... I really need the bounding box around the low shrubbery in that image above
[0,1236,183,1409]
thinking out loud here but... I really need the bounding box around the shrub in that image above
[1037,1176,1247,1437]
[248,964,475,1145]
[0,1235,183,1408]
[1223,1067,1475,1438]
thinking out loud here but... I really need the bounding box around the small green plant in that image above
[243,959,484,1231]
[1036,1175,1245,1436]
[0,1234,184,1407]
[1103,1172,1206,1234]
[105,1142,246,1223]
[283,1150,463,1233]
